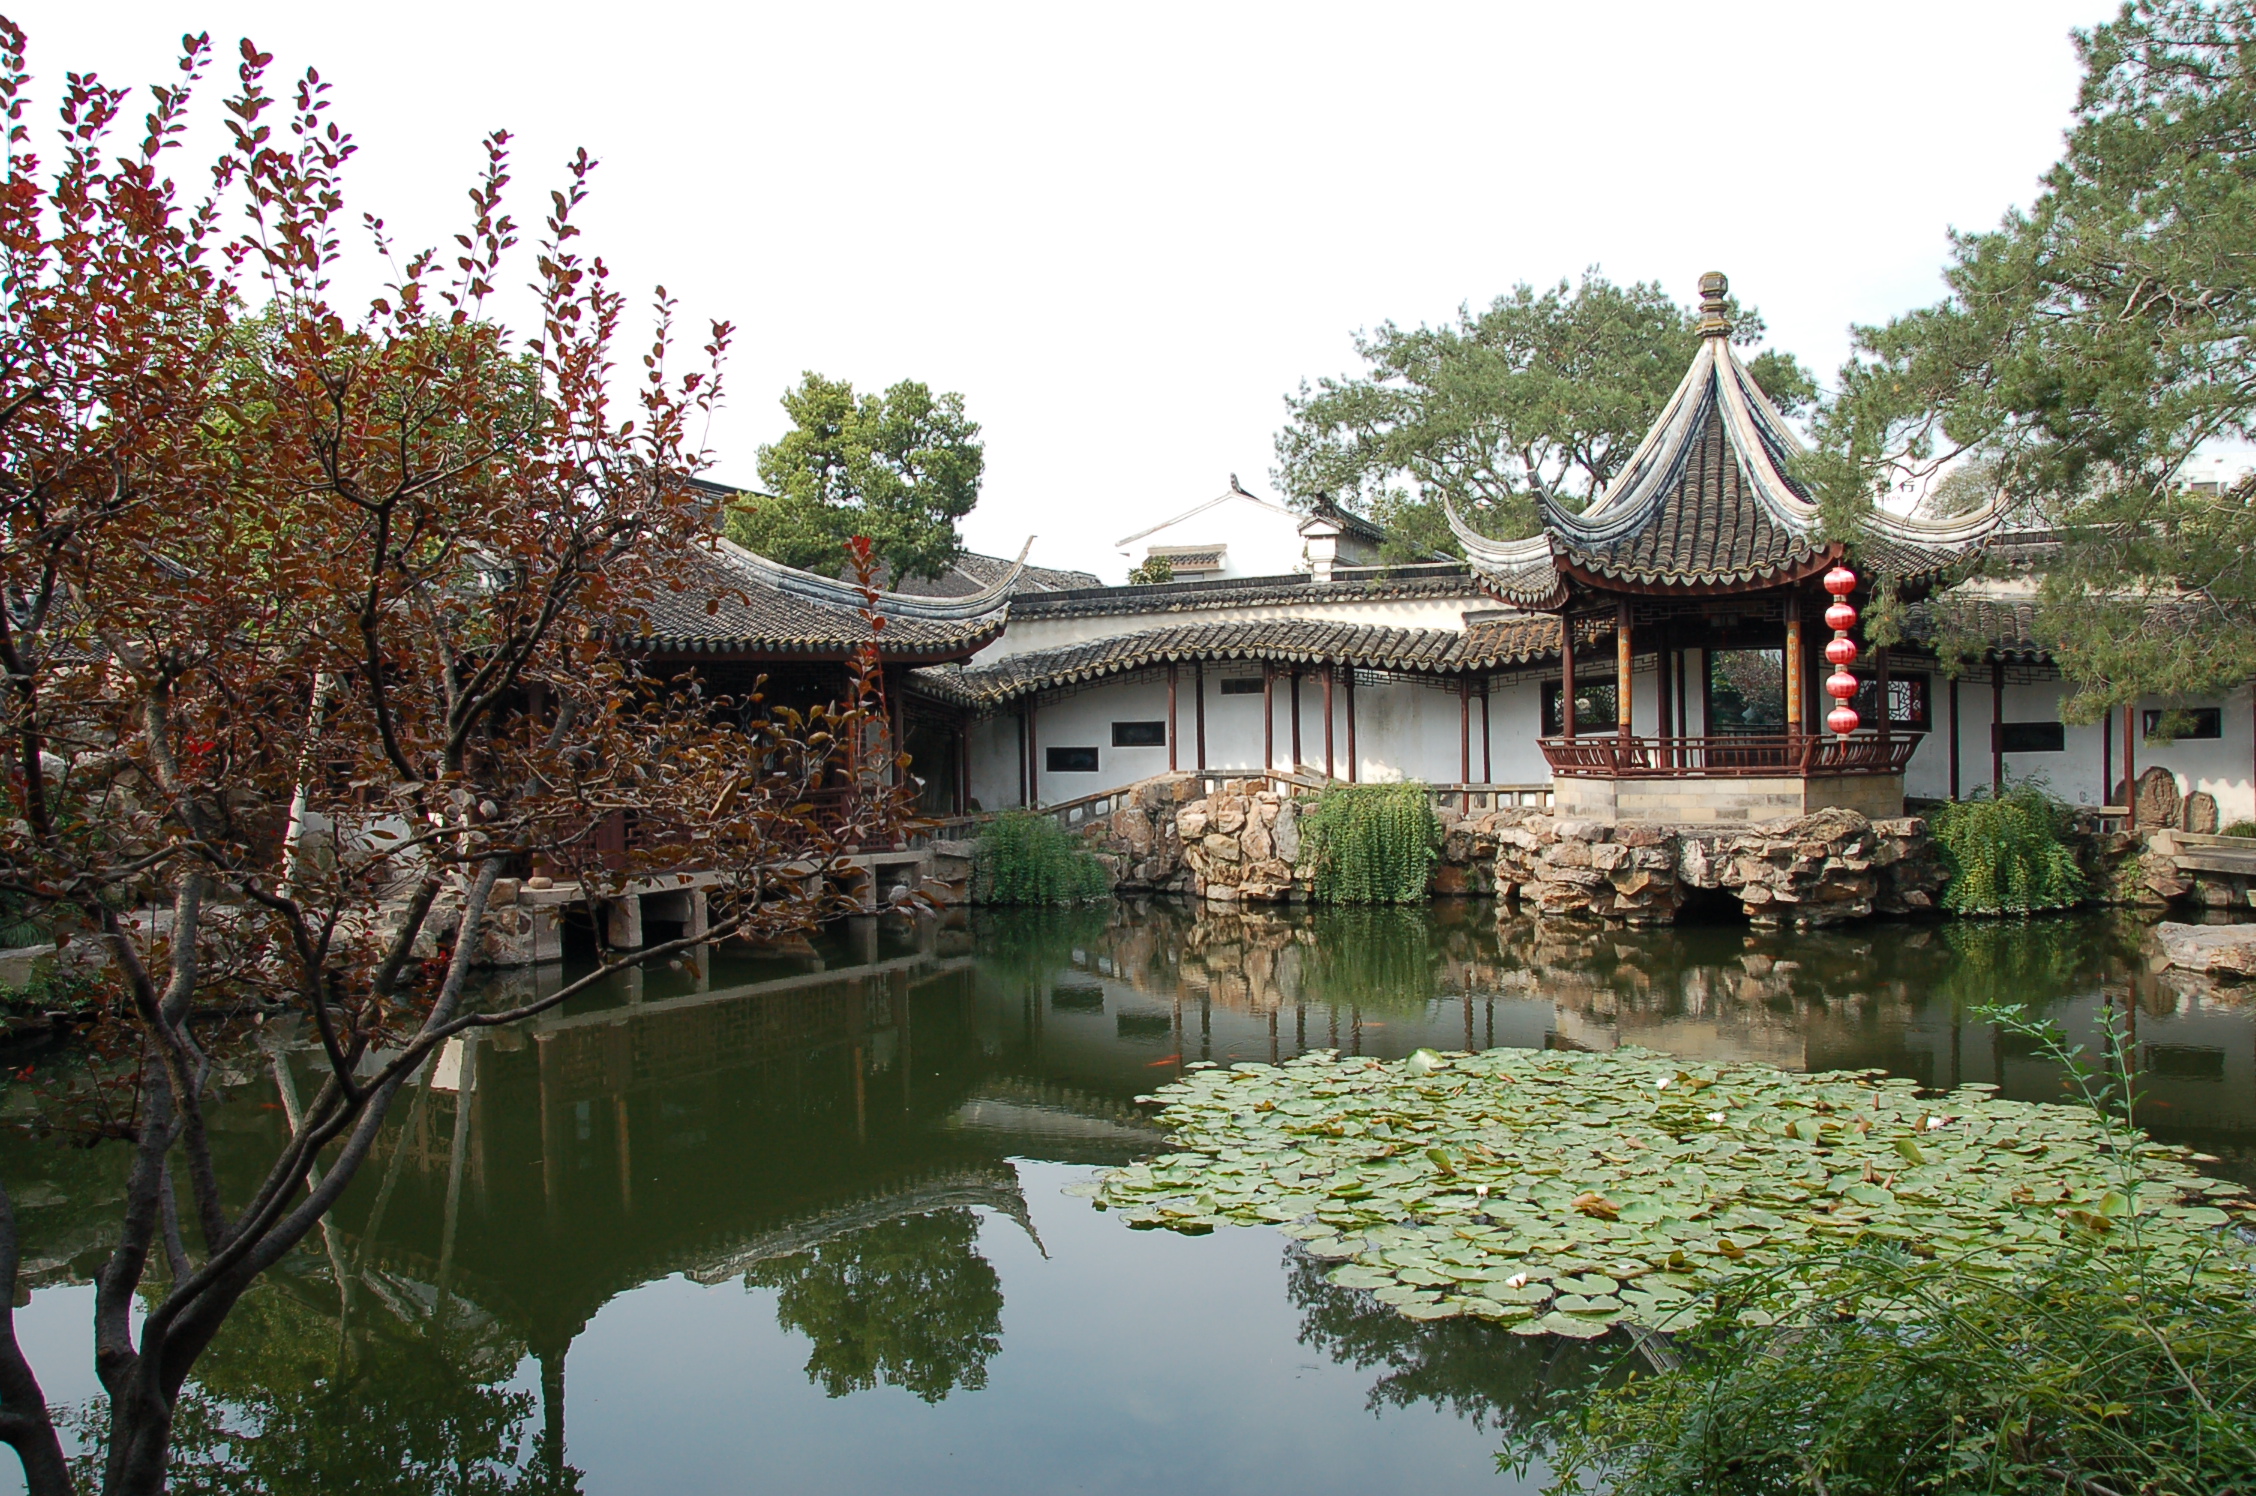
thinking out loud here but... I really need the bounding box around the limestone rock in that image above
[2153,921,2256,977]
[1177,805,1210,840]
[2183,790,2220,834]
[1212,797,1248,835]
[2136,767,2183,830]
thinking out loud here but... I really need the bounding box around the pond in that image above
[2,901,2250,1495]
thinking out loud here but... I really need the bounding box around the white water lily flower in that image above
[1926,1115,1948,1130]
[1656,1077,1673,1090]
[1505,1272,1529,1289]
[1707,1111,1726,1124]
[1475,1184,1490,1198]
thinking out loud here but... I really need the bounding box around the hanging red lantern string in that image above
[1823,564,1860,736]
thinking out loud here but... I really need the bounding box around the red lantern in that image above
[1825,600,1858,632]
[1824,564,1857,598]
[1827,704,1861,735]
[1826,670,1859,701]
[1825,635,1859,667]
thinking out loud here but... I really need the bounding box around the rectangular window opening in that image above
[1111,720,1167,747]
[1707,649,1786,734]
[1045,746,1100,773]
[1217,677,1264,696]
[2143,706,2222,743]
[1542,679,1619,735]
[1997,721,2066,754]
[1850,672,1931,731]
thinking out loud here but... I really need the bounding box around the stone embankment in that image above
[1493,809,1944,928]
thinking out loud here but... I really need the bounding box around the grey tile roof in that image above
[629,542,1011,661]
[909,614,1565,709]
[884,551,1102,597]
[1004,564,1483,620]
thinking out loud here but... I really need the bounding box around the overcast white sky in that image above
[14,0,2107,580]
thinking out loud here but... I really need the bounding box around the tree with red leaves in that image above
[0,25,911,1494]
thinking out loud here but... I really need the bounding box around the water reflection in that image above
[2,901,2250,1494]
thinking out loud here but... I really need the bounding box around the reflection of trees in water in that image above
[746,1208,1003,1403]
[90,1282,582,1496]
[1284,1249,1605,1437]
[1929,914,2149,1014]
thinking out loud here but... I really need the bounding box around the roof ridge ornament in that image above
[1698,270,1732,339]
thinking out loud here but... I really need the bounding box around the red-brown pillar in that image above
[1168,663,1179,772]
[1616,600,1633,742]
[1784,592,1803,740]
[1289,669,1302,770]
[1195,661,1207,772]
[1559,610,1577,739]
[1346,670,1359,782]
[1262,661,1275,771]
[1480,679,1492,784]
[2122,694,2138,828]
[1323,667,1336,778]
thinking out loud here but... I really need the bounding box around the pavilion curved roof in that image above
[1446,276,2005,608]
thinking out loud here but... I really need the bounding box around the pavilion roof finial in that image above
[1698,270,1732,338]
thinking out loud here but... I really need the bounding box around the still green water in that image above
[2,902,2249,1495]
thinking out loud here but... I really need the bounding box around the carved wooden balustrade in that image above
[1538,733,1922,779]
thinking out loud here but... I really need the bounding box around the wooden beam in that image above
[1028,695,1041,809]
[1480,678,1492,784]
[1323,666,1335,778]
[2122,693,2138,829]
[1459,676,1471,785]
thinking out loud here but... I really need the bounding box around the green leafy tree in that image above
[729,373,983,581]
[1808,0,2256,719]
[1273,272,1813,559]
[745,1211,1003,1403]
[1124,553,1174,585]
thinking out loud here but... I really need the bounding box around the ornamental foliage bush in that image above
[1932,784,2087,914]
[972,812,1110,904]
[1302,782,1441,903]
[1515,1245,2256,1496]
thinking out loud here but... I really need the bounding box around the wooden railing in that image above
[1539,733,1922,779]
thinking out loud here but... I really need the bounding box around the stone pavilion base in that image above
[1552,772,1905,825]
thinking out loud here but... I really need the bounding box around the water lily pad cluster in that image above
[1085,1047,2255,1337]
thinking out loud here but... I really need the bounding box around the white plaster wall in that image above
[1486,678,1552,783]
[967,712,1022,811]
[976,593,1487,662]
[1909,675,2253,820]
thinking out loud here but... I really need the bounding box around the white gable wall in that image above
[1115,492,1314,581]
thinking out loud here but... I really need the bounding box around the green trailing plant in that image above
[1302,782,1441,903]
[1932,783,2087,915]
[2222,819,2256,839]
[971,811,1110,905]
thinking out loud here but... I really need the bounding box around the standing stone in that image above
[2136,767,2183,830]
[2183,790,2220,834]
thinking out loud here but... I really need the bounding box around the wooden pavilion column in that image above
[1480,679,1493,783]
[1655,621,1674,769]
[1195,661,1207,771]
[2121,695,2138,828]
[1948,676,1961,801]
[1559,608,1577,737]
[1168,663,1179,772]
[1027,695,1041,809]
[1346,669,1359,782]
[2101,706,2112,813]
[1783,591,1803,740]
[1876,646,1893,747]
[957,721,971,813]
[1289,669,1302,769]
[1262,661,1275,771]
[1616,600,1633,742]
[1459,677,1471,785]
[1991,656,2005,796]
[1323,666,1336,778]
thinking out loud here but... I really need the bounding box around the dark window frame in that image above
[1850,671,1931,731]
[2142,706,2223,742]
[1044,745,1100,773]
[1111,720,1167,747]
[1997,721,2066,754]
[1217,677,1264,696]
[1541,678,1619,735]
